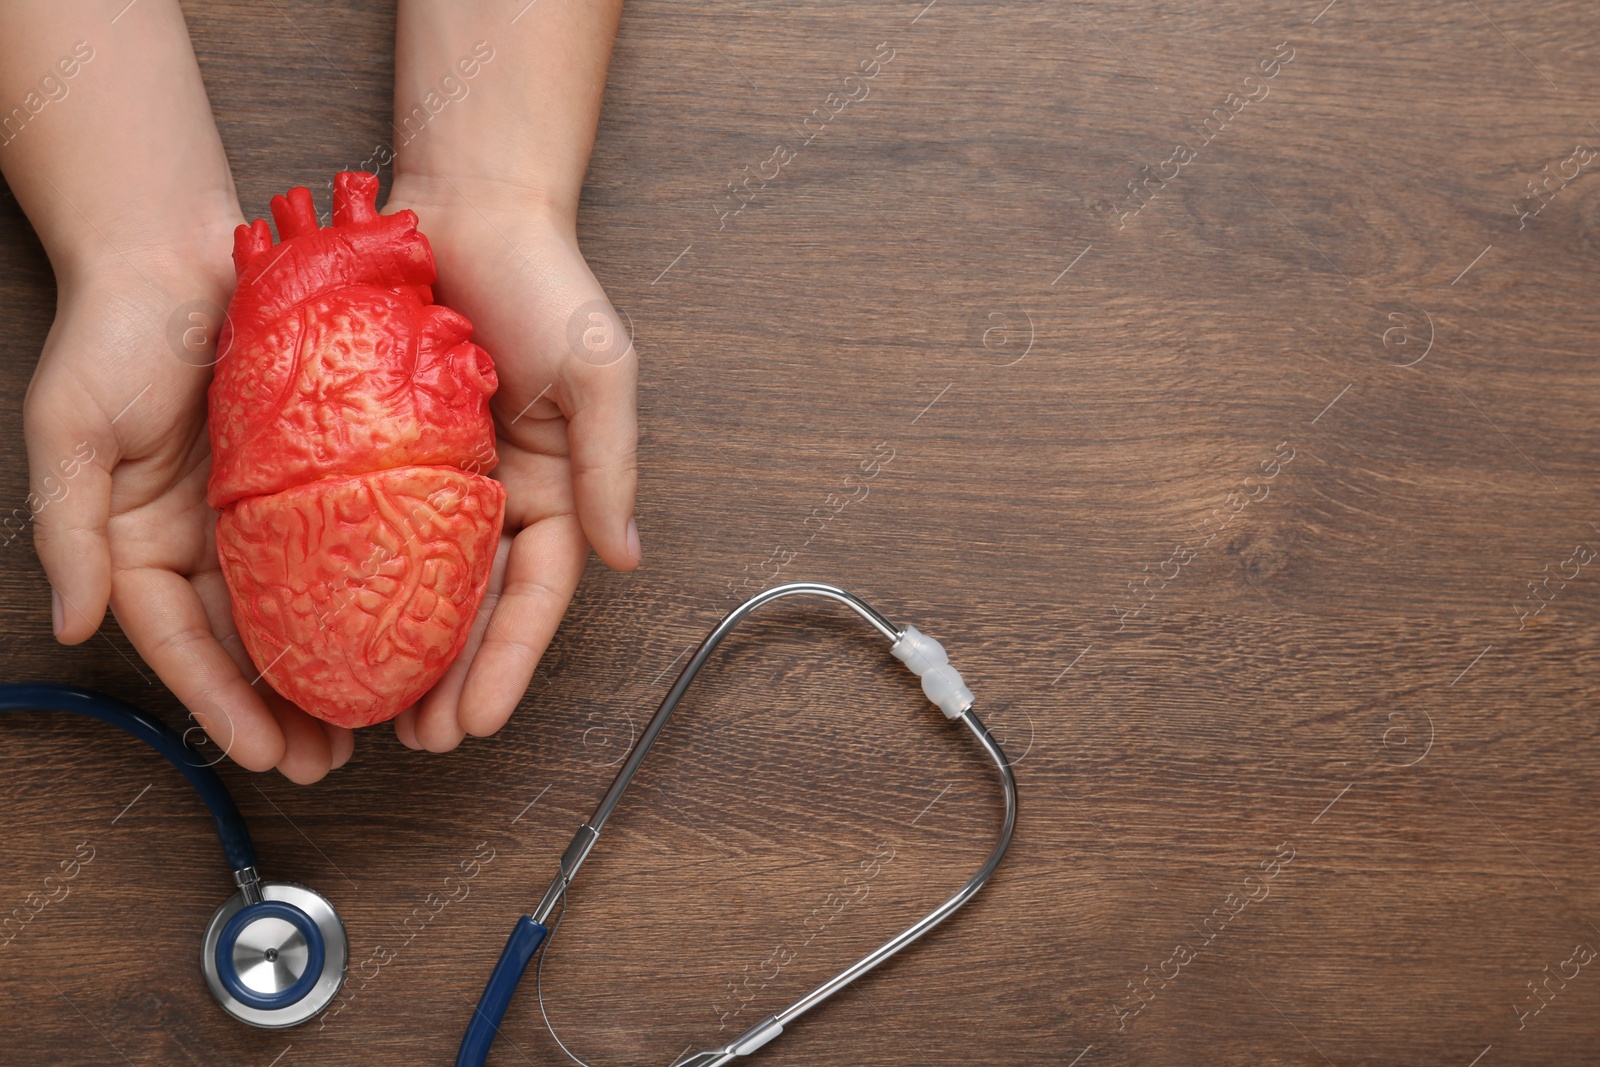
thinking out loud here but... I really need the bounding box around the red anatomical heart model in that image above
[208,171,506,729]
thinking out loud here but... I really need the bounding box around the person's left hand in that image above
[381,177,640,752]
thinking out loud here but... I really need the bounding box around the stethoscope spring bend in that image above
[456,581,1020,1067]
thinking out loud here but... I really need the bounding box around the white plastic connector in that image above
[921,664,974,719]
[891,626,974,718]
[890,626,948,675]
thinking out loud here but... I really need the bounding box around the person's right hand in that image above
[21,232,355,783]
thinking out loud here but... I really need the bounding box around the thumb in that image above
[22,382,115,644]
[559,295,639,572]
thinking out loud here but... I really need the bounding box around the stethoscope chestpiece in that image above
[201,878,347,1028]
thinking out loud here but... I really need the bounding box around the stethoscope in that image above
[0,684,347,1029]
[456,582,1019,1067]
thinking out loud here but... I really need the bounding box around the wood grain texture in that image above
[4,0,1600,1063]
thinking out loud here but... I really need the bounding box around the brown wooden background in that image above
[4,0,1600,1063]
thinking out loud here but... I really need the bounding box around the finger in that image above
[458,514,588,738]
[198,561,350,777]
[195,565,270,680]
[414,695,467,754]
[494,391,569,457]
[560,318,639,572]
[264,697,334,784]
[414,535,512,751]
[23,382,115,643]
[326,723,355,770]
[111,565,287,773]
[393,706,423,751]
[493,449,575,530]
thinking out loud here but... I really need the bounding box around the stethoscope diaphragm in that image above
[202,879,348,1028]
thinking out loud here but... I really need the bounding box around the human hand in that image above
[2,0,359,782]
[22,238,357,783]
[382,178,640,752]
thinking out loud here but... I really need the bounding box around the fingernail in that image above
[626,516,641,563]
[50,588,62,637]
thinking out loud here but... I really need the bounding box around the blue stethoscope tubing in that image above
[0,682,348,1029]
[456,581,1019,1067]
[0,682,258,873]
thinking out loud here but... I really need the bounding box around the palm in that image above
[382,191,639,751]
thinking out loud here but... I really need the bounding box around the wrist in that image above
[47,186,241,300]
[387,169,579,239]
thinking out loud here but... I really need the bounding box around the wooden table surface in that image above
[4,1,1600,1064]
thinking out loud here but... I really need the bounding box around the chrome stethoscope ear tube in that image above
[0,684,347,1029]
[456,582,1019,1067]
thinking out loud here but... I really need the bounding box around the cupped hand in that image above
[22,238,354,783]
[383,177,640,753]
